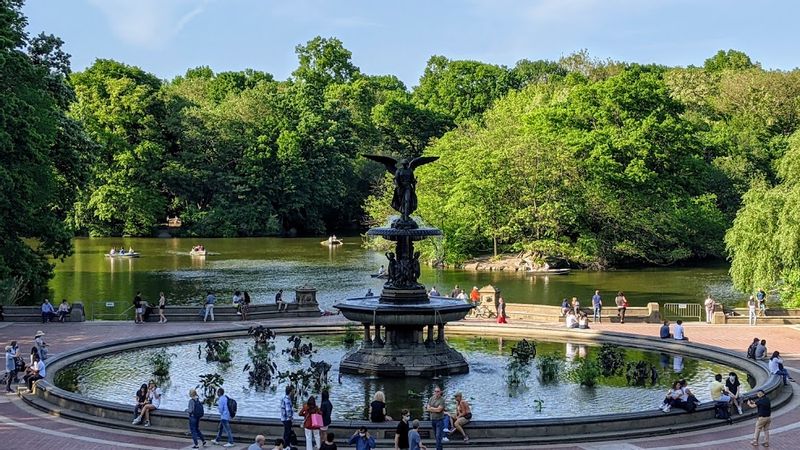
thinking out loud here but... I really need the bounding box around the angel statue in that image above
[364,154,439,226]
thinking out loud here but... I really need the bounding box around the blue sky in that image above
[23,0,800,88]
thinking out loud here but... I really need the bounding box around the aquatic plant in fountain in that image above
[197,373,225,407]
[506,340,538,394]
[536,353,563,384]
[201,339,232,363]
[151,348,175,378]
[625,360,658,386]
[597,344,626,377]
[568,357,601,387]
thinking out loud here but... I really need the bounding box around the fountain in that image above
[333,155,474,376]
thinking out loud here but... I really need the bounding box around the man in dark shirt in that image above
[659,321,671,339]
[133,292,143,324]
[395,409,410,450]
[747,390,771,447]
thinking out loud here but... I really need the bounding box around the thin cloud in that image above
[88,0,212,49]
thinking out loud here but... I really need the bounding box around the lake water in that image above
[55,335,746,420]
[47,237,742,319]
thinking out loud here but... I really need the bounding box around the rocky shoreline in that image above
[460,252,568,272]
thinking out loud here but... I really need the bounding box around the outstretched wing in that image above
[363,154,398,175]
[409,156,439,170]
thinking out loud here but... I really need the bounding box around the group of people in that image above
[191,245,206,252]
[40,298,71,323]
[560,291,628,325]
[109,246,135,255]
[746,288,769,325]
[746,337,794,386]
[133,291,168,324]
[659,320,689,340]
[4,332,49,393]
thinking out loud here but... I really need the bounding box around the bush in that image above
[568,357,601,387]
[535,353,563,384]
[597,344,625,377]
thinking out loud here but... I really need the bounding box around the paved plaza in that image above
[1,317,798,449]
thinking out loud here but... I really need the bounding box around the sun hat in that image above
[35,330,45,337]
[4,345,11,351]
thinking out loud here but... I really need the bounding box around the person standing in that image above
[704,295,715,324]
[591,290,602,322]
[748,295,757,326]
[426,386,445,450]
[158,292,167,324]
[211,387,234,447]
[748,390,771,447]
[204,291,216,322]
[756,288,767,316]
[319,389,333,444]
[394,409,411,450]
[408,420,427,450]
[4,345,15,392]
[496,295,507,324]
[281,385,295,449]
[469,287,479,304]
[276,289,286,312]
[34,330,49,360]
[614,291,627,323]
[133,292,144,324]
[187,389,206,448]
[299,395,321,450]
[241,291,251,321]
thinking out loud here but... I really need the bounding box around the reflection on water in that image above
[46,238,742,318]
[59,335,746,420]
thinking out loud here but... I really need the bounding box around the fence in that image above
[662,303,703,322]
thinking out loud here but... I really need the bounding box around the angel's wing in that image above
[409,156,439,170]
[363,154,398,175]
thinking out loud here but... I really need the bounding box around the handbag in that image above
[310,412,324,429]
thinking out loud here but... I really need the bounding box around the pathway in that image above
[1,318,798,449]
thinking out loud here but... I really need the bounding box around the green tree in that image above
[726,131,800,307]
[703,49,758,72]
[0,0,88,300]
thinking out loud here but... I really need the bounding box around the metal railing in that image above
[662,303,703,322]
[88,303,134,321]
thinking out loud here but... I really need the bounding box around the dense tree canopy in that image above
[3,0,800,305]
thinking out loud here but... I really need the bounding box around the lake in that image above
[47,237,742,320]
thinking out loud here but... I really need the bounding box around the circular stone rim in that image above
[27,323,790,445]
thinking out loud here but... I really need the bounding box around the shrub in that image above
[568,357,601,387]
[535,353,563,384]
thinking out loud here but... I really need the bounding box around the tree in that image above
[726,131,800,307]
[372,91,452,158]
[704,49,758,72]
[0,0,87,300]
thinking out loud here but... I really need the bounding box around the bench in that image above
[1,303,85,323]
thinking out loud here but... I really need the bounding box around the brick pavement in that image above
[1,318,798,449]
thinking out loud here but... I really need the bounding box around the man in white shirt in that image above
[673,320,688,341]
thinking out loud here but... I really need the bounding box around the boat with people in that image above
[526,267,571,275]
[189,245,207,256]
[105,247,140,258]
[321,235,343,246]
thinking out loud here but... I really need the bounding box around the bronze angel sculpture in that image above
[363,155,439,226]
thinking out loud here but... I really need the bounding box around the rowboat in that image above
[370,273,388,279]
[526,268,570,275]
[105,252,140,258]
[321,239,343,246]
[189,249,208,256]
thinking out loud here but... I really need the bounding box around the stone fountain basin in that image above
[333,296,473,326]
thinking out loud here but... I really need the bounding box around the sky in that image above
[22,0,800,88]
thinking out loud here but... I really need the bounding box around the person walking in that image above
[496,295,507,324]
[756,288,767,316]
[204,291,216,322]
[748,295,757,326]
[615,291,627,323]
[591,290,602,322]
[748,390,771,447]
[187,389,206,448]
[211,388,234,447]
[241,291,251,321]
[299,395,321,450]
[394,409,411,450]
[281,385,295,449]
[426,386,445,450]
[158,292,167,323]
[408,420,427,450]
[704,295,715,323]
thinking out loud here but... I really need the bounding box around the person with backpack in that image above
[187,389,206,448]
[299,395,322,450]
[746,337,760,359]
[211,387,235,447]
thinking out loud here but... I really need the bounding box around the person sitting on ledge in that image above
[377,265,385,276]
[768,351,794,386]
[57,299,71,322]
[428,286,440,297]
[673,320,688,341]
[660,320,672,339]
[746,337,760,359]
[565,310,579,329]
[369,390,393,422]
[40,299,56,323]
[560,298,570,317]
[275,289,287,312]
[578,312,590,329]
[660,381,683,412]
[755,339,768,360]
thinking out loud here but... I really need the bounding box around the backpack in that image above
[714,401,732,423]
[746,343,757,359]
[227,396,237,419]
[192,399,204,418]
